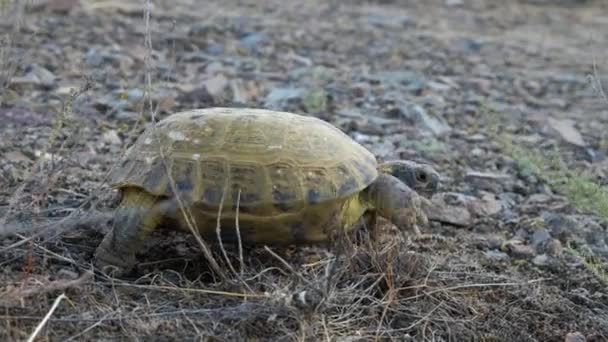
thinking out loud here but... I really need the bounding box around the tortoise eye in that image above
[416,171,428,183]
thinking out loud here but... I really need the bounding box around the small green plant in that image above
[477,97,608,284]
[569,242,608,285]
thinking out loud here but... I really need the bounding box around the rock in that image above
[527,194,552,204]
[206,43,224,55]
[564,332,586,342]
[474,234,505,250]
[531,228,551,248]
[532,254,550,266]
[84,48,106,67]
[545,239,563,256]
[547,117,585,147]
[336,108,364,119]
[424,193,473,226]
[445,0,464,6]
[0,107,50,126]
[366,14,412,28]
[302,89,327,113]
[154,90,176,113]
[396,103,452,136]
[505,242,536,259]
[109,99,129,112]
[205,61,224,74]
[11,65,57,88]
[514,228,529,240]
[372,71,424,88]
[470,193,503,216]
[459,38,482,53]
[466,133,487,142]
[465,171,511,193]
[126,88,144,101]
[239,32,269,52]
[102,130,121,145]
[188,21,221,36]
[470,148,484,157]
[178,51,208,63]
[427,80,452,92]
[264,87,304,109]
[411,139,447,154]
[424,191,504,226]
[584,147,605,163]
[350,82,370,98]
[541,211,580,240]
[3,151,31,162]
[45,0,80,14]
[202,74,229,99]
[485,250,509,261]
[56,268,79,280]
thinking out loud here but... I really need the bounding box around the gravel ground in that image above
[1,0,608,341]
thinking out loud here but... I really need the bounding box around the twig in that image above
[141,0,226,282]
[400,278,548,302]
[2,302,280,323]
[64,312,114,342]
[235,189,245,278]
[591,56,608,105]
[0,272,93,305]
[214,187,254,292]
[374,287,397,339]
[216,182,239,278]
[27,293,67,342]
[96,282,268,298]
[0,209,111,251]
[263,246,314,287]
[402,301,443,331]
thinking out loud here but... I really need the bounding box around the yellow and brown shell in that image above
[112,108,378,222]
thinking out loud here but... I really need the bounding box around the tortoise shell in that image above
[112,108,379,217]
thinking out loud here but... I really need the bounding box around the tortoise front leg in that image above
[361,210,380,242]
[94,190,168,276]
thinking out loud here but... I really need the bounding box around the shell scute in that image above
[228,163,264,206]
[268,162,300,206]
[171,161,196,194]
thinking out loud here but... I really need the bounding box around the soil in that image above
[1,0,608,341]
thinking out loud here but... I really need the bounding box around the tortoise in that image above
[94,107,440,273]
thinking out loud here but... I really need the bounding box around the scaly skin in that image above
[359,173,427,236]
[94,189,168,275]
[362,161,440,236]
[378,160,440,198]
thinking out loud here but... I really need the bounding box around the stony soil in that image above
[1,0,608,341]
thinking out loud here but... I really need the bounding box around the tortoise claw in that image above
[94,243,136,277]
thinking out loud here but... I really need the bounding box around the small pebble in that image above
[545,239,563,257]
[531,228,551,247]
[532,254,550,267]
[485,250,509,261]
[564,332,586,342]
[507,243,536,259]
[102,130,122,145]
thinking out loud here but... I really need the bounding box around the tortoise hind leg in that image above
[94,189,169,276]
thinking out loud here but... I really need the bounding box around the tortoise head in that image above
[359,172,429,235]
[377,160,440,198]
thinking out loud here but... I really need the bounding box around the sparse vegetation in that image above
[1,0,608,341]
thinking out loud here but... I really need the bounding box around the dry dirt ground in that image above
[1,0,608,341]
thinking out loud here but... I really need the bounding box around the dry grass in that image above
[1,1,608,340]
[3,228,604,340]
